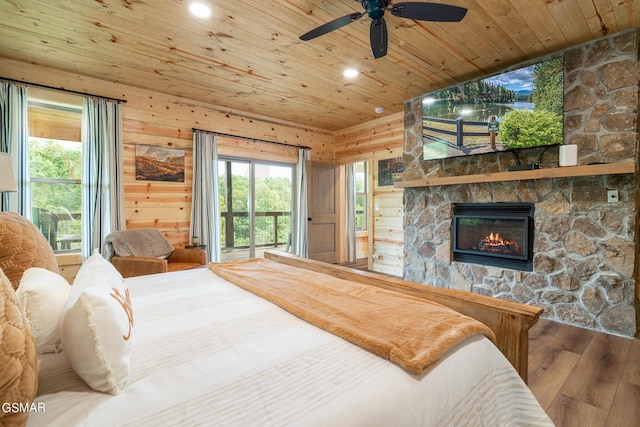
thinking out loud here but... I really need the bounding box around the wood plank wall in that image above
[2,58,334,249]
[334,112,405,277]
[3,57,406,276]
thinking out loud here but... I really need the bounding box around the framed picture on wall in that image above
[378,157,403,187]
[135,145,185,182]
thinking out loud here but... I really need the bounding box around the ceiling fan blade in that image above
[300,12,364,41]
[370,18,388,59]
[390,2,468,22]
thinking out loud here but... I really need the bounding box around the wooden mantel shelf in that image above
[394,162,636,188]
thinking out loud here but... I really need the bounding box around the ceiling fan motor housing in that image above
[362,0,391,19]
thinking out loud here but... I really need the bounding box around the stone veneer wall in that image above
[402,29,639,337]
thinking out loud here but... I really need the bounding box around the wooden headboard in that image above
[264,251,542,383]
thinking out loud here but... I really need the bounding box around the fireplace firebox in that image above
[452,203,534,271]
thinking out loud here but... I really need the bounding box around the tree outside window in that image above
[354,161,367,231]
[218,159,293,258]
[29,137,82,252]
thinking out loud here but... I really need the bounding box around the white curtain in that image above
[82,97,125,259]
[292,148,310,257]
[191,131,221,262]
[345,163,357,262]
[0,82,29,214]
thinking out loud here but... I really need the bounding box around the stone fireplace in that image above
[401,29,639,337]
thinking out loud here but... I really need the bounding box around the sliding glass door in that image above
[219,158,294,260]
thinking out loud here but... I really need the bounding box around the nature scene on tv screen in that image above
[422,57,563,160]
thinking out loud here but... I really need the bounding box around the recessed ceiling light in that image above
[375,107,384,114]
[343,68,359,78]
[189,2,211,19]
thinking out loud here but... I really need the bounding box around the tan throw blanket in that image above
[209,258,496,375]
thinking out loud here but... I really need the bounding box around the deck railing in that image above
[221,210,292,251]
[423,116,491,147]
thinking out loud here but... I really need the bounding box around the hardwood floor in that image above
[528,318,640,427]
[343,258,369,271]
[341,259,640,426]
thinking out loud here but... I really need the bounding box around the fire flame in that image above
[486,232,505,244]
[484,232,518,252]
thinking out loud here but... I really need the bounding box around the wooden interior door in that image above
[308,162,339,263]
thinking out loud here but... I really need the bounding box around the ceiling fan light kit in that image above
[300,1,468,59]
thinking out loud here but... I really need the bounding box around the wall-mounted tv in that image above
[422,56,564,161]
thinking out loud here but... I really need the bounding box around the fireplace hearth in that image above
[452,203,534,271]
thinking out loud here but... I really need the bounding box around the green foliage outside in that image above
[29,138,82,249]
[30,140,81,180]
[355,162,366,230]
[499,109,563,149]
[355,194,366,229]
[219,173,293,249]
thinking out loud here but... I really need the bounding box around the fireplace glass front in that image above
[453,203,534,271]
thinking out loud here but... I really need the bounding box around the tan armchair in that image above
[103,228,207,278]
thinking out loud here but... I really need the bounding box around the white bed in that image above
[28,265,553,426]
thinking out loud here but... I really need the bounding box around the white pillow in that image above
[16,267,71,354]
[60,250,134,394]
[73,249,124,288]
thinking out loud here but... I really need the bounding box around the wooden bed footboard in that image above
[264,251,542,383]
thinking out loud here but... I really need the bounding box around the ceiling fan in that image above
[299,1,468,59]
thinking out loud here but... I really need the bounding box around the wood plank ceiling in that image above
[0,0,638,132]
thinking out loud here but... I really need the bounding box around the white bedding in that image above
[29,267,553,426]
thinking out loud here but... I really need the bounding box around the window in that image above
[28,99,82,253]
[354,161,367,231]
[218,158,294,260]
